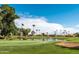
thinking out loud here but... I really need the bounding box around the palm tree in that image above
[22,23,24,26]
[63,30,67,37]
[60,29,62,35]
[20,23,24,40]
[31,24,35,40]
[36,29,40,35]
[68,31,70,35]
[32,24,35,35]
[54,30,57,37]
[32,24,35,31]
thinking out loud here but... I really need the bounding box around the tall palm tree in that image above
[36,29,40,35]
[31,24,36,40]
[63,30,67,37]
[32,24,35,31]
[20,23,24,40]
[54,30,57,37]
[22,23,24,26]
[32,24,35,35]
[60,29,62,35]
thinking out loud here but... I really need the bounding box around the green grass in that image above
[51,37,79,42]
[0,37,79,54]
[63,37,79,42]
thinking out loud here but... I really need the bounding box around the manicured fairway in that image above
[0,40,50,46]
[0,38,79,54]
[0,40,53,54]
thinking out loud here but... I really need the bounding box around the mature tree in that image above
[0,4,19,36]
[73,33,79,37]
[23,28,31,36]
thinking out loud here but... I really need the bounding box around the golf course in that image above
[0,37,78,54]
[0,4,79,54]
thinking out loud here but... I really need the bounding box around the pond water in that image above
[33,38,63,42]
[47,38,63,42]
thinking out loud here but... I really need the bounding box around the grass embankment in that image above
[51,37,79,42]
[63,37,79,42]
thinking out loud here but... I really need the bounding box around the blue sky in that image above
[0,4,79,34]
[1,4,79,34]
[8,4,79,27]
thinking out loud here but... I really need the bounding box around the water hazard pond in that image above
[31,38,63,42]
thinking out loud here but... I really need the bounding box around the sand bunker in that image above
[55,41,79,48]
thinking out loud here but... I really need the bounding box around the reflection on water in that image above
[29,38,63,42]
[47,38,62,42]
[41,38,63,42]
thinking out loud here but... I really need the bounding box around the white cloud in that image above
[14,15,79,35]
[15,17,64,34]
